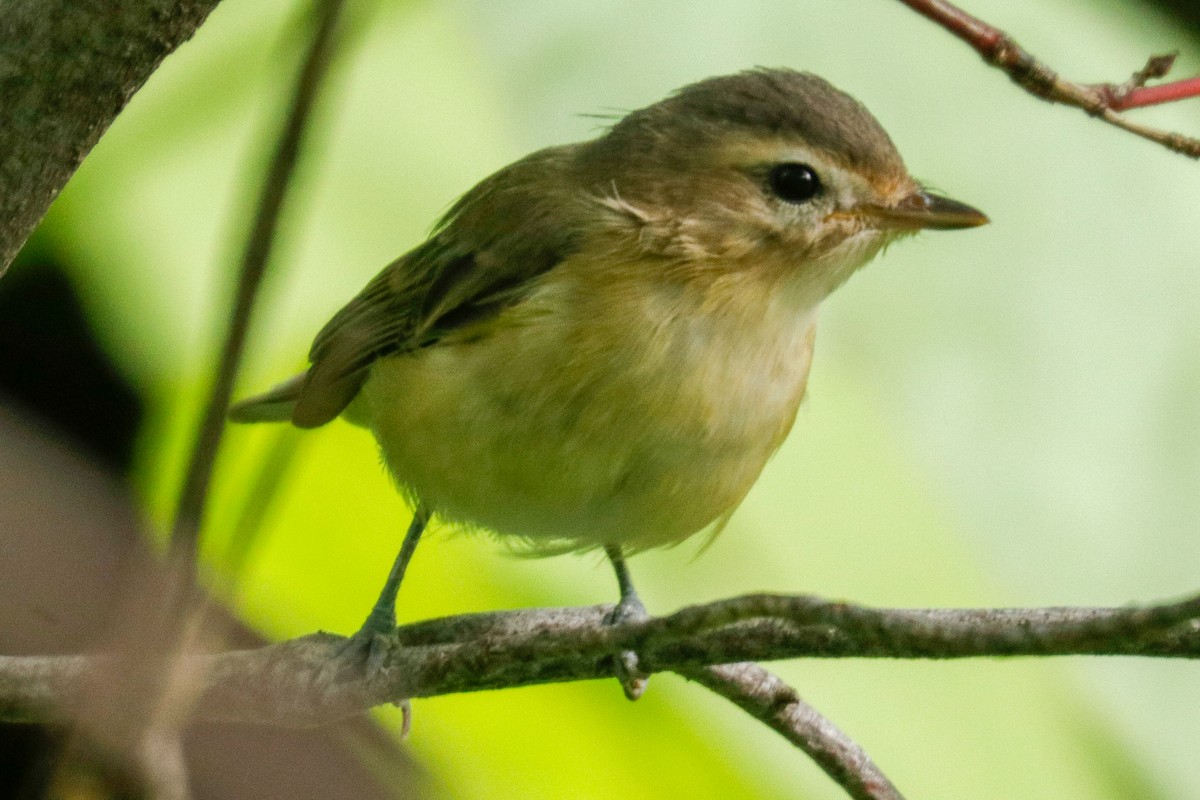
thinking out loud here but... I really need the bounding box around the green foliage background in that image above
[33,0,1200,796]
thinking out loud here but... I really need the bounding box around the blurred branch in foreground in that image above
[169,0,349,563]
[0,5,422,793]
[0,0,225,275]
[0,405,431,799]
[898,0,1200,157]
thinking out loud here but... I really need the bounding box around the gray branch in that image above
[0,0,225,273]
[682,664,905,800]
[3,591,1197,727]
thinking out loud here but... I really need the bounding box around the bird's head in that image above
[580,68,987,303]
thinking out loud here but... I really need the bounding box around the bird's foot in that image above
[330,624,391,675]
[605,593,649,701]
[320,610,413,734]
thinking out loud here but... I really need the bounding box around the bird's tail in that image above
[228,373,307,424]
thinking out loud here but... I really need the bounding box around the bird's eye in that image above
[768,163,821,204]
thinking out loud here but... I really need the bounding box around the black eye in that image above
[768,162,821,204]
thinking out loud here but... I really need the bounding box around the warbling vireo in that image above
[232,68,986,680]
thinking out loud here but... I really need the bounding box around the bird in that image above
[231,67,986,692]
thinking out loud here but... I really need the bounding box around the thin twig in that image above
[896,0,1200,157]
[681,664,904,800]
[168,0,348,559]
[119,7,346,791]
[1110,75,1200,111]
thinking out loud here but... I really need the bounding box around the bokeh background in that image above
[3,0,1199,797]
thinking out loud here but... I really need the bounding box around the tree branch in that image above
[0,0,225,274]
[897,0,1200,157]
[681,664,905,800]
[3,591,1197,728]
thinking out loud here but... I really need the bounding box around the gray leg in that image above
[323,506,429,734]
[604,543,649,700]
[353,504,430,641]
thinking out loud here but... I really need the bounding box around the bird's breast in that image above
[359,254,819,551]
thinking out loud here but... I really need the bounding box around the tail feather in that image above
[228,373,307,424]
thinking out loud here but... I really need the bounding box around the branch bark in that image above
[4,591,1197,728]
[0,0,226,275]
[682,664,905,800]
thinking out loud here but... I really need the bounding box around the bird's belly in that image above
[357,297,818,552]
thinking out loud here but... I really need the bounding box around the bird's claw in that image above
[605,594,649,700]
[319,628,385,682]
[318,624,413,732]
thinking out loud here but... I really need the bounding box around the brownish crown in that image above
[592,68,907,181]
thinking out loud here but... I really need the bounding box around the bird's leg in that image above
[604,543,649,700]
[319,506,428,735]
[336,505,430,671]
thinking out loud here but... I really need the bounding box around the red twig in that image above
[896,0,1200,158]
[1108,74,1200,111]
[897,0,1001,59]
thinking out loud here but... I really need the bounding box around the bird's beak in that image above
[855,190,989,231]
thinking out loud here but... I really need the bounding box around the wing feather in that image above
[290,145,584,428]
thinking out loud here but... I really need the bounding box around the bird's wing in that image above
[290,146,583,428]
